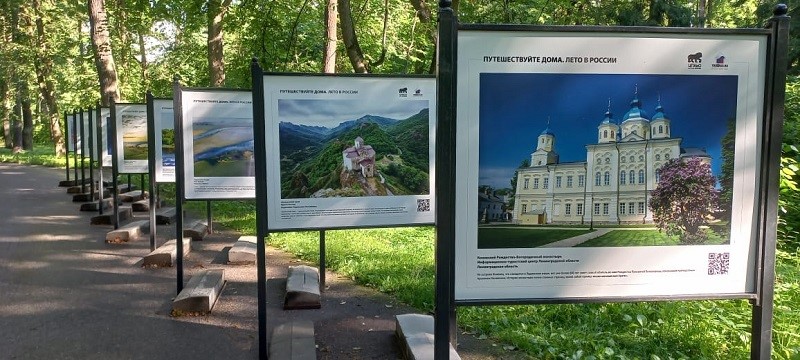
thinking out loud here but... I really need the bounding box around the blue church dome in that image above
[621,95,649,122]
[540,127,555,136]
[652,103,667,121]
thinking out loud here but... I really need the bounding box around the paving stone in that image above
[172,269,225,314]
[228,236,257,264]
[156,207,177,225]
[395,314,461,360]
[105,220,148,243]
[119,190,147,203]
[91,207,132,225]
[183,220,208,241]
[284,265,320,310]
[269,320,316,360]
[142,238,191,267]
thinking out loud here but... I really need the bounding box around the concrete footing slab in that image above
[172,269,225,314]
[131,199,162,212]
[156,207,177,225]
[183,220,208,241]
[66,185,86,194]
[228,236,257,264]
[91,207,132,225]
[119,190,147,203]
[142,238,191,267]
[269,320,317,360]
[105,220,149,243]
[395,314,461,360]
[284,265,321,310]
[72,189,110,202]
[80,198,114,212]
[59,178,91,187]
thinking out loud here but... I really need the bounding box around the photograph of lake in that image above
[192,117,255,177]
[122,114,148,160]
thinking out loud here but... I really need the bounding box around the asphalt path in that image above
[0,163,524,360]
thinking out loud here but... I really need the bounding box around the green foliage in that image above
[650,158,718,244]
[779,76,800,251]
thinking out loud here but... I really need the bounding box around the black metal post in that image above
[435,2,458,358]
[140,174,145,200]
[110,98,121,229]
[96,105,105,215]
[207,201,213,234]
[87,106,95,200]
[319,230,326,292]
[79,109,87,194]
[72,112,79,182]
[128,174,132,191]
[64,111,70,182]
[146,91,158,252]
[751,5,790,360]
[173,78,186,294]
[250,58,269,360]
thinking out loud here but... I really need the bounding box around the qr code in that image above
[417,199,431,212]
[707,252,730,275]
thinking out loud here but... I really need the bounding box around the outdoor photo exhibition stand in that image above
[250,61,438,359]
[146,92,175,252]
[434,2,789,359]
[61,111,71,185]
[110,101,149,229]
[94,105,112,216]
[172,80,255,293]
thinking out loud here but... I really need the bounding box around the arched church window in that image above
[611,131,615,138]
[595,172,601,186]
[659,125,664,134]
[620,171,626,185]
[604,130,608,138]
[639,170,645,184]
[629,170,635,184]
[604,171,610,186]
[652,126,656,133]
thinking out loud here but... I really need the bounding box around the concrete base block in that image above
[59,179,89,187]
[395,314,461,360]
[228,236,257,264]
[91,207,132,225]
[72,189,109,203]
[79,198,114,212]
[143,238,191,267]
[105,183,136,194]
[183,220,208,241]
[284,265,321,310]
[119,190,147,203]
[172,269,225,314]
[66,185,85,194]
[269,320,316,360]
[156,207,177,225]
[105,220,149,243]
[131,199,162,212]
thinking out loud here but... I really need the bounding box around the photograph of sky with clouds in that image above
[478,73,739,189]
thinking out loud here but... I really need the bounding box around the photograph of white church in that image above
[477,73,738,226]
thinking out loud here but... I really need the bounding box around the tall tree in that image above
[32,0,65,155]
[207,0,232,87]
[323,0,337,73]
[88,0,120,106]
[338,0,368,73]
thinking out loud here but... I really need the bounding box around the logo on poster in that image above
[398,87,408,97]
[687,52,702,69]
[712,54,729,69]
[413,88,423,97]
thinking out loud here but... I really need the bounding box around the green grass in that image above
[577,229,730,247]
[0,146,67,167]
[478,227,592,248]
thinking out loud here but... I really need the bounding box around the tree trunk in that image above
[409,0,436,74]
[33,0,65,155]
[322,0,337,73]
[338,0,368,73]
[207,0,231,87]
[1,80,10,149]
[20,86,33,150]
[88,0,120,106]
[12,100,22,152]
[138,31,148,87]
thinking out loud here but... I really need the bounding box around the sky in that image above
[478,73,739,189]
[278,99,429,127]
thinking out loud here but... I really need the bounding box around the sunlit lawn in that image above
[577,229,730,247]
[477,227,592,248]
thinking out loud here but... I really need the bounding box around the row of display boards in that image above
[58,4,790,359]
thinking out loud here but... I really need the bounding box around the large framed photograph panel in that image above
[262,75,436,230]
[152,99,175,183]
[454,28,767,302]
[115,104,149,173]
[66,113,76,152]
[180,89,254,199]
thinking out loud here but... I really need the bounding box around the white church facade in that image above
[513,92,710,225]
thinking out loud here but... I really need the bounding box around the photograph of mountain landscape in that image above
[122,114,148,160]
[278,99,430,199]
[192,117,254,177]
